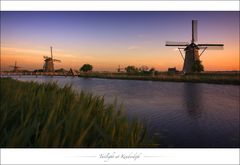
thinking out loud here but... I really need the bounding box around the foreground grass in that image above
[0,78,154,147]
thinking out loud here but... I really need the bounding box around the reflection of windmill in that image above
[43,46,61,72]
[117,65,124,72]
[9,61,21,72]
[165,20,224,74]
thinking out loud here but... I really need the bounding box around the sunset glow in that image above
[1,11,239,71]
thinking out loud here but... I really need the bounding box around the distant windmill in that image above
[43,46,61,72]
[9,61,21,72]
[117,65,124,72]
[165,20,224,74]
[68,68,78,76]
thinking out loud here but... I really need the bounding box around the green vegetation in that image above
[78,71,240,85]
[125,65,139,74]
[0,78,154,147]
[80,64,93,72]
[192,60,204,72]
[125,65,156,75]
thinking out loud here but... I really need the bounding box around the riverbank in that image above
[0,78,154,147]
[78,72,240,85]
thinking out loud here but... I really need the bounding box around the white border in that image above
[0,1,239,165]
[0,1,239,11]
[1,149,239,164]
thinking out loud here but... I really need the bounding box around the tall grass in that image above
[0,78,154,147]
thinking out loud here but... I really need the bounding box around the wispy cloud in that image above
[1,46,47,55]
[127,45,140,50]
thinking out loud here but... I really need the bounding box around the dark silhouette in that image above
[80,64,93,72]
[125,66,139,74]
[9,61,21,72]
[192,60,204,72]
[43,46,61,72]
[165,20,224,74]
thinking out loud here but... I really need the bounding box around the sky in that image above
[1,11,239,71]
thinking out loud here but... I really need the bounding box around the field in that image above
[0,78,155,147]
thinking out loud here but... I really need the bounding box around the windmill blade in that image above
[198,44,224,47]
[44,56,51,59]
[50,46,53,59]
[198,44,224,50]
[198,46,224,50]
[165,41,189,46]
[192,20,198,43]
[53,59,61,62]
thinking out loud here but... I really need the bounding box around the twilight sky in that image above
[1,11,239,71]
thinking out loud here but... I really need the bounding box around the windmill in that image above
[165,20,224,74]
[43,46,61,72]
[117,65,124,72]
[9,61,21,72]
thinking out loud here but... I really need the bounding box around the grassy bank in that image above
[0,78,154,147]
[79,72,240,85]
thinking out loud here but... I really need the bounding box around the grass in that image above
[0,78,154,147]
[79,72,240,85]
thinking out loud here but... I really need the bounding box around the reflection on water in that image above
[184,83,202,119]
[8,76,240,147]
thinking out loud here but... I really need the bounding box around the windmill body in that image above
[43,47,61,72]
[43,58,54,72]
[183,43,200,73]
[166,20,224,74]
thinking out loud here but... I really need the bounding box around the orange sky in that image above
[1,43,239,72]
[1,11,239,72]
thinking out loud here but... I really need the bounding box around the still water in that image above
[11,76,239,147]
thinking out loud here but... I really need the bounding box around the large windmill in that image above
[43,46,61,72]
[9,61,21,72]
[165,20,224,74]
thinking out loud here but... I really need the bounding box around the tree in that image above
[139,65,149,73]
[149,67,156,76]
[80,64,93,72]
[149,67,155,73]
[125,66,139,74]
[192,60,204,72]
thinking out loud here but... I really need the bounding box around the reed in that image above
[0,78,154,147]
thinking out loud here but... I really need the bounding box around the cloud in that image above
[127,45,140,50]
[1,46,47,55]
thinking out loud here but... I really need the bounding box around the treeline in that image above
[124,65,156,75]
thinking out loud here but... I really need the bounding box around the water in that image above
[9,75,240,147]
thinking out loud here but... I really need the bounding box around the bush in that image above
[192,60,204,72]
[80,64,93,72]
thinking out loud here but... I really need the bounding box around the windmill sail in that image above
[165,41,189,46]
[50,46,53,59]
[198,44,224,50]
[192,20,198,43]
[198,44,224,46]
[9,61,21,72]
[165,20,224,74]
